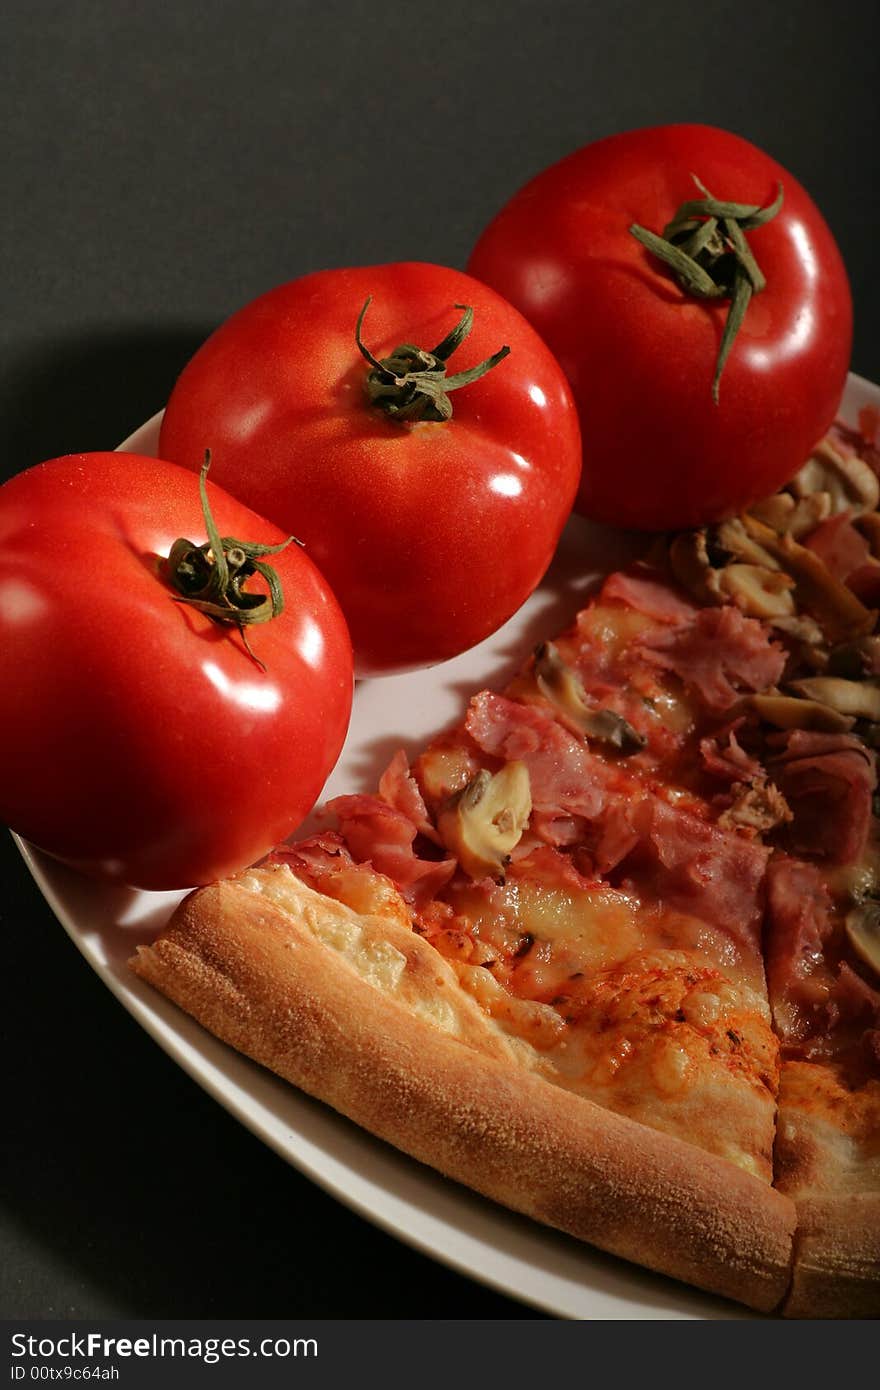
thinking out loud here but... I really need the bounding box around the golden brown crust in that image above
[783,1195,880,1318]
[130,878,795,1313]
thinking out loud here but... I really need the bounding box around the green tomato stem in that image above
[629,176,784,403]
[355,298,510,423]
[166,451,299,670]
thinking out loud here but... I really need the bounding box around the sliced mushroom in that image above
[668,530,723,605]
[748,492,833,541]
[828,635,880,679]
[718,563,795,619]
[788,676,880,722]
[787,494,835,540]
[845,901,880,980]
[534,642,646,753]
[770,612,826,647]
[741,515,874,643]
[714,516,781,569]
[747,693,855,733]
[748,493,797,532]
[790,439,880,517]
[437,762,532,881]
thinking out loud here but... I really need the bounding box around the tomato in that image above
[468,124,853,530]
[158,262,581,676]
[0,453,353,889]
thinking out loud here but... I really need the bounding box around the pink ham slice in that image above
[465,691,612,821]
[466,689,767,948]
[378,748,438,840]
[828,962,880,1030]
[616,797,770,949]
[636,606,786,712]
[763,855,834,1042]
[804,510,874,583]
[600,568,698,623]
[765,854,880,1067]
[699,723,764,784]
[327,793,455,908]
[768,730,876,866]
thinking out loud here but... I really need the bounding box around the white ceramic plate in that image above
[15,373,880,1319]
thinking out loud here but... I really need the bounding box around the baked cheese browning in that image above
[132,877,798,1313]
[229,864,520,1063]
[275,826,779,1181]
[774,1060,880,1197]
[412,853,777,1179]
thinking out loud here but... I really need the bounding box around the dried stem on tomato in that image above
[630,176,783,403]
[166,451,299,670]
[356,298,510,422]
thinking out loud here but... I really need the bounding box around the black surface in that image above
[2,0,879,1320]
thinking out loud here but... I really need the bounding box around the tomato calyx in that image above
[355,297,511,422]
[166,452,301,671]
[630,177,784,403]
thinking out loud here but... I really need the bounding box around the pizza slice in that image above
[131,564,796,1311]
[131,423,880,1317]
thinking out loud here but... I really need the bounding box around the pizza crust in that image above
[774,1061,880,1316]
[782,1196,880,1318]
[130,874,796,1313]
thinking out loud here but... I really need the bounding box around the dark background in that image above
[2,0,878,1319]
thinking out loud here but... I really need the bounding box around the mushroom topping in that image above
[740,515,874,643]
[790,439,880,518]
[534,642,646,753]
[746,693,855,733]
[668,530,723,605]
[749,491,834,540]
[714,516,781,569]
[718,563,795,619]
[437,762,532,881]
[788,676,880,722]
[828,635,880,679]
[748,492,798,533]
[845,901,880,980]
[770,612,826,647]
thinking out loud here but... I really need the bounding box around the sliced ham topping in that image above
[828,962,880,1030]
[378,748,437,840]
[528,808,586,848]
[804,510,874,583]
[508,843,599,896]
[637,606,786,711]
[268,831,353,885]
[592,798,643,875]
[764,855,834,1042]
[609,795,769,949]
[770,729,875,761]
[328,793,455,908]
[699,724,764,784]
[465,691,611,821]
[768,730,876,865]
[600,568,697,623]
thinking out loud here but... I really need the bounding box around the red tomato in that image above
[0,453,352,889]
[468,124,853,530]
[159,262,581,675]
